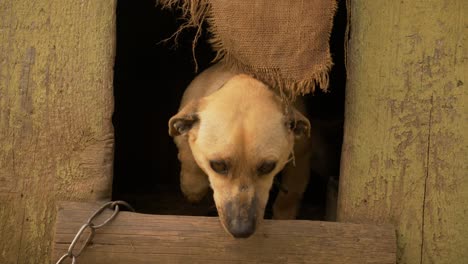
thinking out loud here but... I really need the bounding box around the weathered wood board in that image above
[339,1,467,264]
[53,201,396,264]
[0,1,116,263]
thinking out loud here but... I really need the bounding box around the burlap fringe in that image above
[158,0,336,102]
[158,0,210,72]
[211,34,333,102]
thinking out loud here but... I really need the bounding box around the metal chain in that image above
[56,200,135,264]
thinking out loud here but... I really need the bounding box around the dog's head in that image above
[169,75,309,238]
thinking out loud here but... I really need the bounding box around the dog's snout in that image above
[223,196,258,238]
[228,217,256,238]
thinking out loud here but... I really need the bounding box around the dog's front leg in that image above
[273,141,312,219]
[175,137,210,203]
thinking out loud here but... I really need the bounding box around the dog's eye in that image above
[257,161,276,175]
[210,160,229,175]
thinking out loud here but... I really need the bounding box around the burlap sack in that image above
[160,0,337,100]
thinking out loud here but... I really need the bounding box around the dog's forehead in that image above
[196,104,290,161]
[193,74,292,160]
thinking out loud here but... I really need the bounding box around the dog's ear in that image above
[286,108,311,138]
[168,100,199,137]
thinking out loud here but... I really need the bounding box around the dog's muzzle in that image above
[223,196,258,238]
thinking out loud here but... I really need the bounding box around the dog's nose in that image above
[227,218,256,238]
[222,195,258,238]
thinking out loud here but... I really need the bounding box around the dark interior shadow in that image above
[112,0,347,220]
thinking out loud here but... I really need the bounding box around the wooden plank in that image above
[0,1,116,263]
[52,201,396,264]
[338,1,467,264]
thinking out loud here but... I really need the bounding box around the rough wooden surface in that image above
[0,1,116,263]
[338,1,467,264]
[52,201,396,264]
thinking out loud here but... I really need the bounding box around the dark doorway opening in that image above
[112,0,347,220]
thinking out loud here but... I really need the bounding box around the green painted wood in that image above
[338,1,467,263]
[0,1,116,263]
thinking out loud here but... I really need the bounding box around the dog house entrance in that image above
[112,0,347,221]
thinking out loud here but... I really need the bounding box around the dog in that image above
[168,63,312,238]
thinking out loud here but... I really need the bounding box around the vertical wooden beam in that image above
[338,1,467,264]
[422,1,468,261]
[0,1,116,263]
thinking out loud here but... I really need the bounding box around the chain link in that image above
[56,201,135,264]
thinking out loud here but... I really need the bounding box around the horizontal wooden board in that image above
[52,201,396,264]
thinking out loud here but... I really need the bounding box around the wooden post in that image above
[338,1,467,264]
[0,1,116,263]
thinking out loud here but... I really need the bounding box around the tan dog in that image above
[169,63,312,238]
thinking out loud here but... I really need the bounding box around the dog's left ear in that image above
[286,108,311,138]
[168,100,199,137]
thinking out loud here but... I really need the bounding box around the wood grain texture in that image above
[338,1,467,264]
[52,201,396,264]
[0,1,116,263]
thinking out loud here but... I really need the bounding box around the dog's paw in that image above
[272,208,298,220]
[272,192,300,219]
[182,191,207,204]
[273,206,299,219]
[181,184,208,204]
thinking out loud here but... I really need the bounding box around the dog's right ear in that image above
[286,107,311,139]
[168,100,199,137]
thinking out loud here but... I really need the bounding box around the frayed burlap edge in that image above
[157,0,337,102]
[157,0,211,72]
